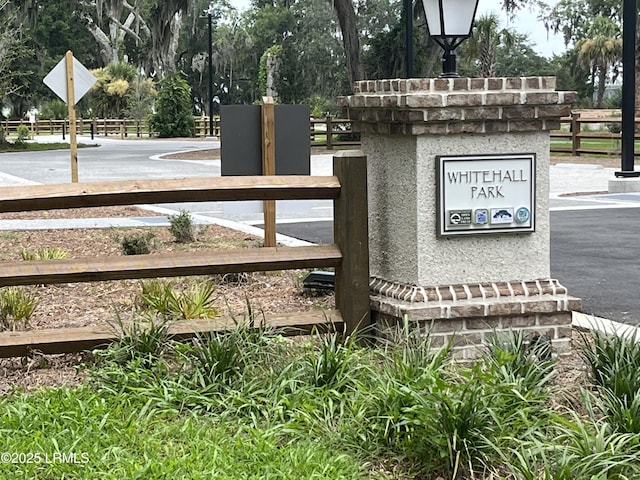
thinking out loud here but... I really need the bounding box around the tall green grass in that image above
[3,324,640,478]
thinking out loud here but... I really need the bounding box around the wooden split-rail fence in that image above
[2,117,360,149]
[0,152,370,358]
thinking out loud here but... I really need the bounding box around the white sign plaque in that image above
[437,153,536,236]
[43,56,97,105]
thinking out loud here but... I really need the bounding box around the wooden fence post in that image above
[333,150,370,335]
[326,116,333,150]
[262,96,277,247]
[571,112,581,156]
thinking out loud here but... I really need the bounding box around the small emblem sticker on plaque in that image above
[515,207,531,224]
[474,209,489,225]
[448,210,472,226]
[490,208,514,224]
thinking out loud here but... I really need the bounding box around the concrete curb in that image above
[572,311,640,341]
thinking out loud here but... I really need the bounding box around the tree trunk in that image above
[596,67,606,108]
[331,0,364,90]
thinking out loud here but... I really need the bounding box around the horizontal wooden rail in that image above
[0,310,344,358]
[551,112,639,157]
[0,245,342,287]
[0,176,341,213]
[0,152,370,355]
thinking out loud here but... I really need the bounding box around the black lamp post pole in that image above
[207,12,214,137]
[441,46,458,77]
[405,0,413,78]
[616,0,638,177]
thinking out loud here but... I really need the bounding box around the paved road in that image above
[2,137,640,326]
[0,136,221,184]
[551,207,640,326]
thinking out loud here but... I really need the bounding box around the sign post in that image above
[261,96,277,247]
[43,51,96,183]
[65,51,79,182]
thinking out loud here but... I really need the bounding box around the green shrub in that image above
[168,209,197,243]
[0,287,39,331]
[119,231,155,255]
[485,330,556,390]
[21,247,69,260]
[99,313,171,368]
[15,125,31,144]
[137,279,218,320]
[606,122,621,134]
[180,331,247,387]
[580,330,640,400]
[580,330,640,433]
[39,99,68,119]
[148,73,194,138]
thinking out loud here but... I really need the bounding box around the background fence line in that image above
[2,116,360,150]
[5,112,639,157]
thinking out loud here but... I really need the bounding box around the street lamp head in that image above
[204,2,216,16]
[422,0,479,77]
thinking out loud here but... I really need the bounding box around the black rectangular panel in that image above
[220,104,310,176]
[220,105,261,176]
[275,104,310,175]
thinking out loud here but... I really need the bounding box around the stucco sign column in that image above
[339,76,581,358]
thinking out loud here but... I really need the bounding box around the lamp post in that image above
[422,0,479,77]
[207,12,213,137]
[405,0,413,78]
[615,0,639,177]
[199,8,215,137]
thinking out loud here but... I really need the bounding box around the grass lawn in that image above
[551,137,640,154]
[0,141,96,153]
[1,386,361,479]
[1,323,640,479]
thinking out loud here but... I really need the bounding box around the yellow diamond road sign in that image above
[43,55,97,105]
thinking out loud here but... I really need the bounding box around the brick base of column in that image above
[370,277,581,360]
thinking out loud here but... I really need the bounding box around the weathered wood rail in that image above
[2,116,360,148]
[0,151,370,357]
[550,111,640,157]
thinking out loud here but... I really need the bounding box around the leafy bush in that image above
[485,330,556,389]
[148,73,194,138]
[0,287,39,331]
[88,62,156,118]
[180,331,247,387]
[39,99,68,120]
[15,125,31,146]
[606,122,621,134]
[168,209,198,243]
[580,329,640,400]
[303,332,360,390]
[119,231,155,255]
[98,313,171,369]
[21,247,69,260]
[580,329,640,433]
[137,279,218,320]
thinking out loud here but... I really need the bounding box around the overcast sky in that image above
[478,0,567,58]
[225,0,567,58]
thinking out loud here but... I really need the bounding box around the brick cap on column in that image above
[369,276,582,320]
[338,76,577,135]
